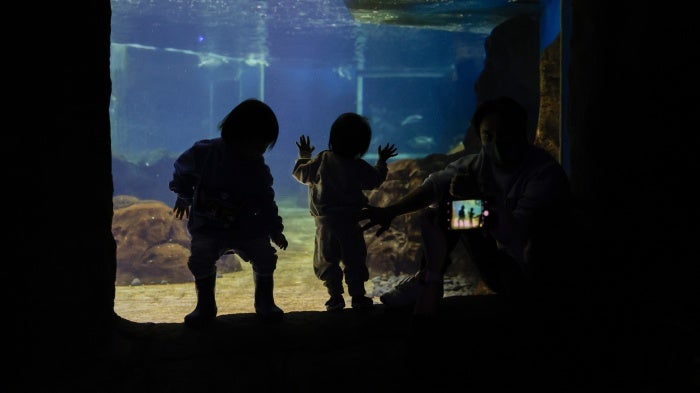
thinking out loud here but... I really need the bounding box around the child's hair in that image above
[218,98,279,151]
[328,112,371,158]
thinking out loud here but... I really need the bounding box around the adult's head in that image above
[219,98,279,154]
[329,112,372,159]
[470,96,529,169]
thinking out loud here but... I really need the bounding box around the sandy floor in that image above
[114,204,375,323]
[114,265,357,323]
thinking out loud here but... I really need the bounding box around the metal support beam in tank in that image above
[259,62,265,101]
[356,75,364,115]
[359,70,450,78]
[354,67,452,115]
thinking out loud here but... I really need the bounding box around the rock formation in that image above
[112,196,241,285]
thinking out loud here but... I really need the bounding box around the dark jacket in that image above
[169,138,284,239]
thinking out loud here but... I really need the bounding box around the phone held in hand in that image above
[446,199,488,230]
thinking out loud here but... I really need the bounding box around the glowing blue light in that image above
[197,35,205,43]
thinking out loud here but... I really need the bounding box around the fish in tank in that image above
[109,0,559,321]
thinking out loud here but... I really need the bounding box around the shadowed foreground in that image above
[39,295,615,393]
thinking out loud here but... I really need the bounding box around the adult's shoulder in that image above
[445,151,482,171]
[525,146,570,190]
[527,145,564,168]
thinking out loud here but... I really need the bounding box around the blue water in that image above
[109,0,551,205]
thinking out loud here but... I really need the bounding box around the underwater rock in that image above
[364,152,466,275]
[113,194,142,209]
[535,33,561,159]
[112,197,242,285]
[466,14,541,154]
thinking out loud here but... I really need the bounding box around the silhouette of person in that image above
[292,113,397,311]
[170,98,289,327]
[467,206,475,227]
[359,96,574,318]
[458,204,466,227]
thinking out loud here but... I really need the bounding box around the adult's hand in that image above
[358,206,395,236]
[449,173,480,199]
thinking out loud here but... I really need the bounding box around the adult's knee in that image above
[418,207,441,226]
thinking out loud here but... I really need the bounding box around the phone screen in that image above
[447,199,486,230]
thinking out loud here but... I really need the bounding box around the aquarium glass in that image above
[109,0,551,204]
[110,0,550,319]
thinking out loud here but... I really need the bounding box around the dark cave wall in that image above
[568,2,696,305]
[566,1,696,382]
[10,1,696,378]
[11,1,117,357]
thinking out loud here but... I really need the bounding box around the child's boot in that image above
[324,280,345,312]
[254,272,284,323]
[184,274,217,328]
[413,270,444,319]
[348,282,373,310]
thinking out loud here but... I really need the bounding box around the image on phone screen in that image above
[448,199,485,230]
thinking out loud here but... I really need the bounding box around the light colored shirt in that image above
[293,150,388,217]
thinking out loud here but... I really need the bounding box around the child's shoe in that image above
[351,295,373,310]
[325,294,345,312]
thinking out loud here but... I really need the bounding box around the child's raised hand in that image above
[377,143,398,162]
[295,135,315,157]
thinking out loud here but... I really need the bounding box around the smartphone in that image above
[446,199,487,230]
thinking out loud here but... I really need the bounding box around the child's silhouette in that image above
[292,113,397,311]
[170,98,288,326]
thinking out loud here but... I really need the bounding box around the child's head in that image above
[218,98,279,155]
[328,112,371,159]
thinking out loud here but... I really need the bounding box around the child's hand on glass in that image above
[295,135,315,158]
[377,143,398,162]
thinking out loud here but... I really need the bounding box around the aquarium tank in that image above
[110,0,557,206]
[110,1,561,319]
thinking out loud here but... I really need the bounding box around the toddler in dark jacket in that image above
[170,98,288,326]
